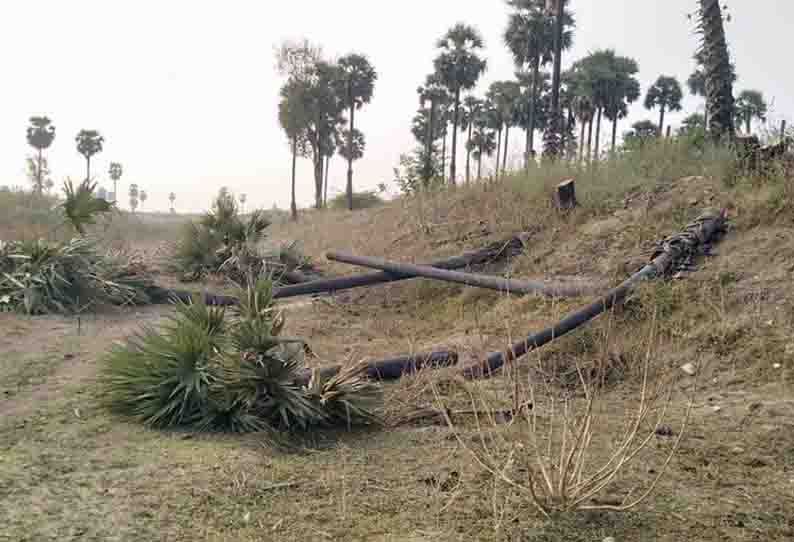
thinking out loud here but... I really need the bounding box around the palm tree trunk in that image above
[324,154,330,208]
[425,102,436,187]
[477,147,483,180]
[36,149,43,193]
[450,88,461,185]
[465,122,473,185]
[86,157,91,181]
[611,117,618,153]
[594,107,603,162]
[526,55,540,171]
[547,0,566,158]
[346,103,355,210]
[704,101,709,132]
[700,0,735,141]
[441,127,447,184]
[502,124,510,175]
[495,126,503,179]
[579,119,586,163]
[658,106,666,137]
[745,117,751,135]
[586,118,594,165]
[290,136,298,221]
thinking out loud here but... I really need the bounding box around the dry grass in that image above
[2,144,794,540]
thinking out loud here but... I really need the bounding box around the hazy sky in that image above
[2,1,791,212]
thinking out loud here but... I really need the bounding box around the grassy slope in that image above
[2,144,794,541]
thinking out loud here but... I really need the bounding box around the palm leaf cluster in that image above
[102,278,381,433]
[0,237,152,314]
[60,178,114,234]
[173,191,309,284]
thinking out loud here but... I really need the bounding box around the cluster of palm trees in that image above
[405,0,770,186]
[276,40,378,220]
[23,117,159,212]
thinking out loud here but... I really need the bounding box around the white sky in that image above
[2,1,791,212]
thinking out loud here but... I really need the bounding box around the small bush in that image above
[329,191,384,210]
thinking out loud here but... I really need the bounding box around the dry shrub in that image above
[434,311,694,518]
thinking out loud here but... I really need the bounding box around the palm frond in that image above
[60,178,114,235]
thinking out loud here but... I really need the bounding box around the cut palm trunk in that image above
[326,251,604,298]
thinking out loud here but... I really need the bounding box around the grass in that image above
[3,140,794,540]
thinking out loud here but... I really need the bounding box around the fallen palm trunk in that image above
[326,251,603,298]
[462,209,727,378]
[150,233,530,306]
[298,350,459,383]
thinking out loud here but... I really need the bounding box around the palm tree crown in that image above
[644,76,683,136]
[75,130,105,180]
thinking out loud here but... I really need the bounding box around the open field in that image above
[2,152,794,541]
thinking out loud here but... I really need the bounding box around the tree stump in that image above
[553,178,577,210]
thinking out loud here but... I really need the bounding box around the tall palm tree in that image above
[337,128,365,203]
[26,116,56,193]
[459,96,483,184]
[697,0,735,141]
[239,193,247,213]
[542,0,570,159]
[75,130,104,181]
[336,54,377,210]
[572,95,594,163]
[504,0,573,169]
[734,90,767,135]
[108,162,123,204]
[644,76,683,136]
[278,79,310,221]
[129,183,139,213]
[417,75,450,187]
[169,192,176,213]
[434,23,487,185]
[139,189,147,210]
[468,113,497,181]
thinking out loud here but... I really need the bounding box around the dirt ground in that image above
[2,176,794,541]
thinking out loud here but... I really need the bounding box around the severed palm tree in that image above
[433,23,487,185]
[734,90,767,135]
[75,130,104,181]
[644,76,683,137]
[336,54,377,210]
[26,116,56,193]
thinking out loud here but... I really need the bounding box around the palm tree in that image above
[108,162,123,204]
[644,76,683,136]
[624,120,659,147]
[139,189,147,210]
[696,0,735,141]
[336,54,377,211]
[26,116,56,193]
[75,130,104,181]
[337,129,365,204]
[542,0,572,159]
[459,96,483,184]
[417,75,451,187]
[129,183,139,213]
[735,90,767,135]
[468,118,497,181]
[239,193,247,213]
[504,0,573,169]
[434,23,487,185]
[278,79,311,221]
[572,94,594,162]
[169,192,176,213]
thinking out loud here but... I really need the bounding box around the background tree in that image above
[109,162,123,204]
[434,23,487,185]
[98,186,108,201]
[734,90,767,134]
[416,75,451,187]
[695,0,735,140]
[335,54,377,211]
[139,189,147,210]
[468,116,497,181]
[278,79,311,221]
[337,128,365,166]
[239,193,247,213]
[75,129,104,180]
[623,119,659,147]
[25,155,52,193]
[644,76,683,136]
[169,192,176,213]
[504,0,573,169]
[129,183,139,213]
[26,116,56,194]
[460,96,484,184]
[542,0,573,159]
